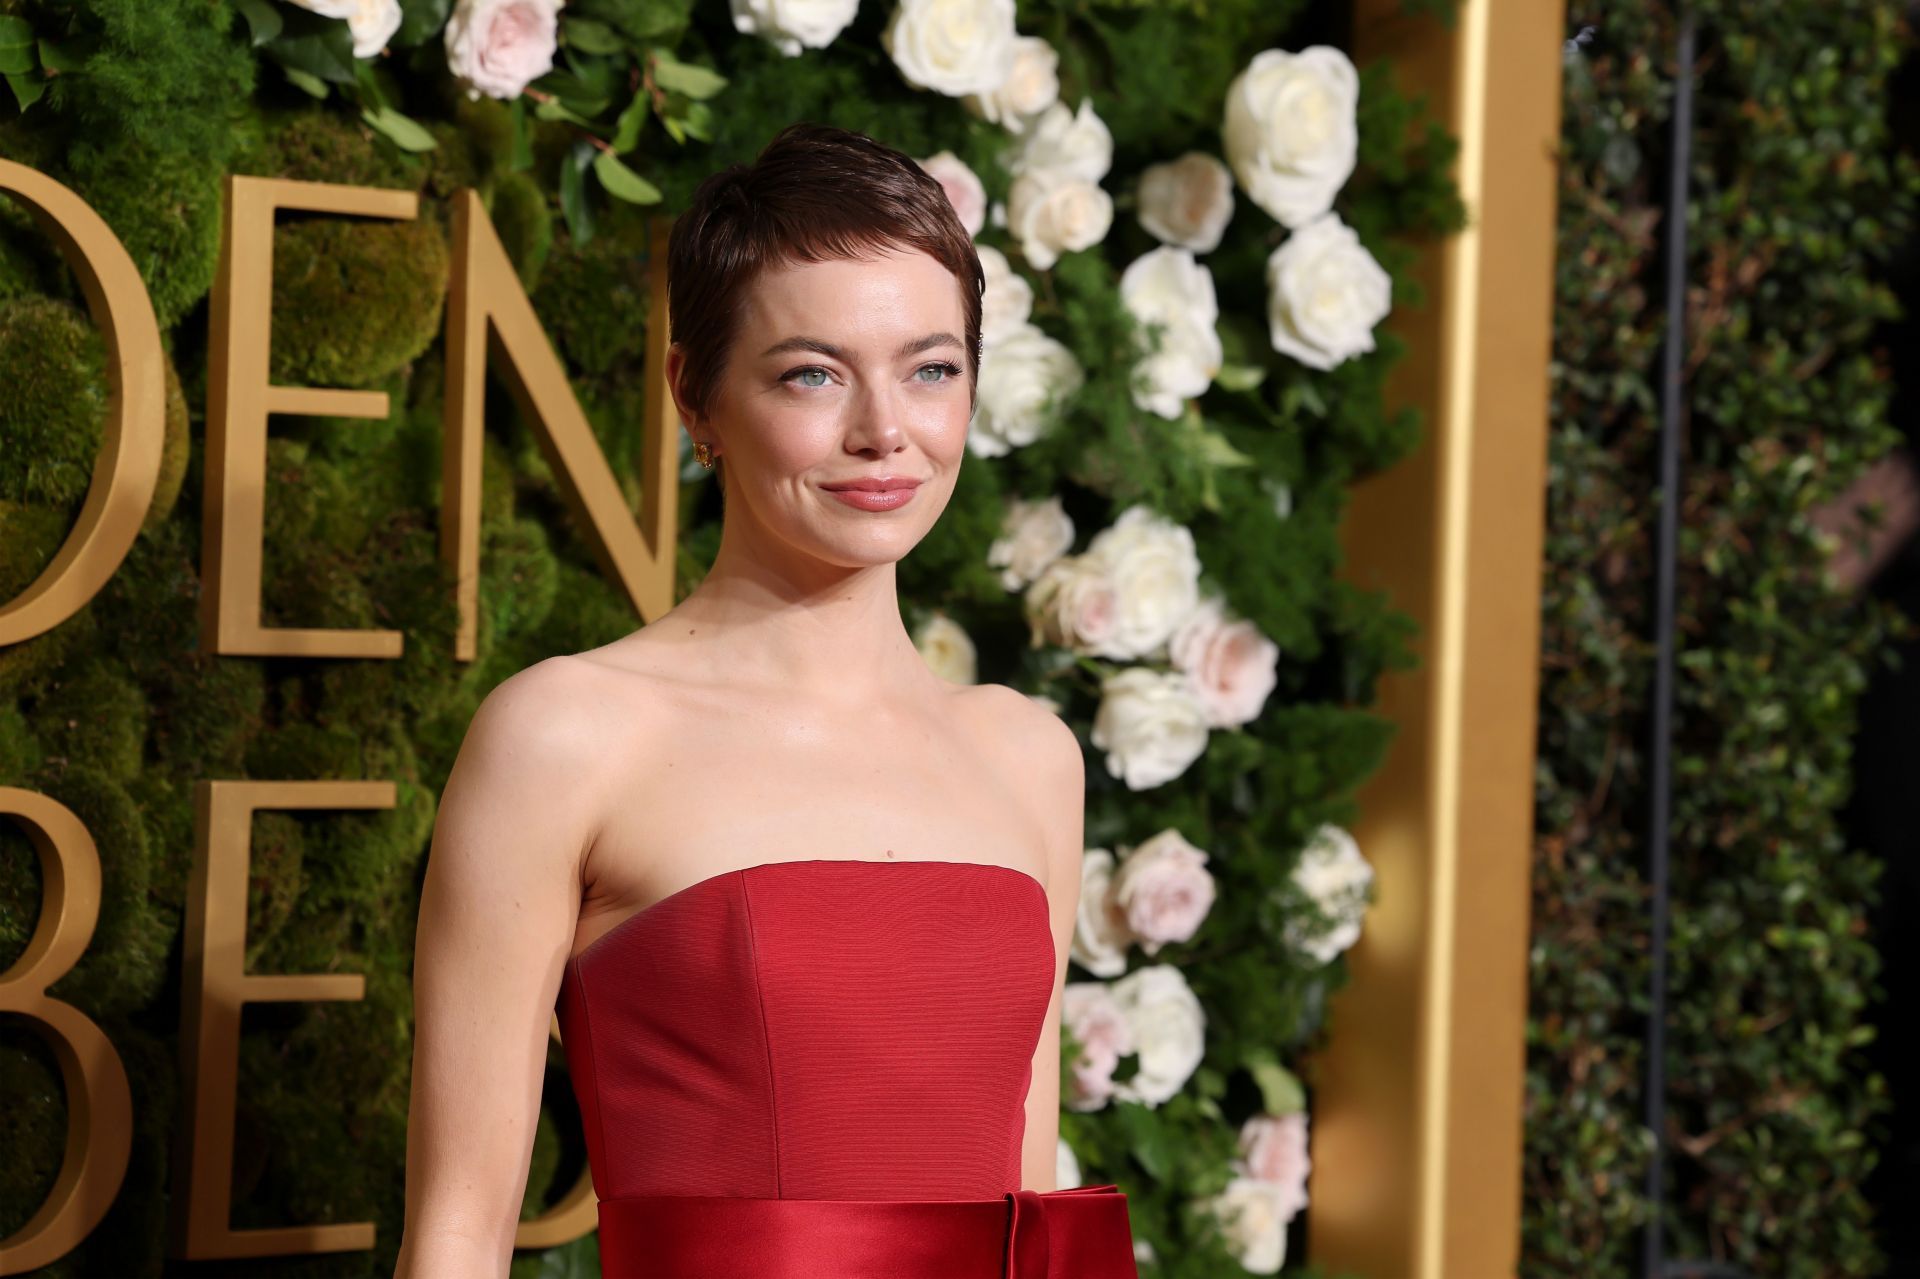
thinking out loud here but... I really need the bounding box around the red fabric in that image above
[555,859,1139,1276]
[596,1184,1137,1278]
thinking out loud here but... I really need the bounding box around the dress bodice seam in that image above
[737,871,784,1196]
[567,958,613,1206]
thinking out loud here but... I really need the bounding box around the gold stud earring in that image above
[694,441,714,469]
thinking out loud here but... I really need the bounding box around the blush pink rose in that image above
[1025,554,1121,655]
[1111,829,1215,955]
[1062,981,1135,1111]
[1237,1111,1311,1221]
[1168,594,1280,728]
[917,150,988,238]
[445,0,564,102]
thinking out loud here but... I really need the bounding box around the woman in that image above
[396,122,1138,1278]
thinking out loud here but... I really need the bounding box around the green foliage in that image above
[269,214,450,389]
[64,140,226,330]
[490,170,557,290]
[0,295,107,505]
[1526,3,1919,1275]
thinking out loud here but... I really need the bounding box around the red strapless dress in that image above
[554,857,1140,1278]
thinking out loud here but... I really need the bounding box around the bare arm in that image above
[1017,696,1087,1193]
[395,658,606,1277]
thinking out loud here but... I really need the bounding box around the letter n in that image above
[443,191,681,661]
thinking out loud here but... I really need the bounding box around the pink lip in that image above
[821,476,924,492]
[824,483,920,511]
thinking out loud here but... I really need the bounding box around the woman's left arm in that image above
[1016,698,1086,1192]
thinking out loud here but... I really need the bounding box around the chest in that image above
[580,686,1049,937]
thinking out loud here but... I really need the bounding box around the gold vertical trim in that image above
[1309,2,1566,1275]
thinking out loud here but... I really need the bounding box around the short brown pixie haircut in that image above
[665,122,986,491]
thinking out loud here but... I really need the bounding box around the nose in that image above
[843,377,908,457]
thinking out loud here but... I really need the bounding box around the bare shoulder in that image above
[444,655,645,857]
[957,680,1083,787]
[954,682,1085,890]
[463,654,616,768]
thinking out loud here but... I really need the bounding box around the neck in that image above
[660,508,934,706]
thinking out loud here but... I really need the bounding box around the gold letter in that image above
[171,779,391,1259]
[443,193,681,661]
[0,161,165,647]
[200,176,418,659]
[0,788,134,1276]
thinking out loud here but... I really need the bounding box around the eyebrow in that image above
[759,332,966,362]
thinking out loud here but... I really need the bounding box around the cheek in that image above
[756,414,842,476]
[913,390,975,462]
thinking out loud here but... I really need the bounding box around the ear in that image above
[664,342,706,442]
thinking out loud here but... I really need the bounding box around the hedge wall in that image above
[1527,3,1919,1275]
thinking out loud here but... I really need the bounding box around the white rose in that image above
[1202,1177,1291,1273]
[1168,594,1280,728]
[1090,666,1210,791]
[1237,1112,1311,1221]
[1083,504,1204,660]
[1108,963,1204,1107]
[965,34,1059,132]
[1006,98,1113,185]
[1266,212,1391,370]
[882,0,1017,97]
[1113,829,1215,955]
[1223,45,1360,228]
[1284,823,1374,964]
[1008,98,1113,183]
[913,611,977,684]
[291,0,402,58]
[729,0,858,55]
[1069,848,1133,978]
[445,0,564,101]
[977,244,1034,347]
[987,494,1074,591]
[1137,151,1236,253]
[915,150,987,238]
[1007,169,1113,270]
[1063,981,1135,1111]
[967,321,1083,458]
[1024,554,1121,655]
[1118,245,1223,420]
[1057,1135,1082,1190]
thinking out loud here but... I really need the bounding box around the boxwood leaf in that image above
[362,105,440,154]
[592,150,662,204]
[0,16,36,74]
[649,47,726,99]
[5,69,45,112]
[232,0,283,48]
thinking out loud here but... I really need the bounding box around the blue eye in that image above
[917,361,963,383]
[786,367,829,388]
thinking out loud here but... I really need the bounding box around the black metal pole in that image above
[1644,10,1696,1279]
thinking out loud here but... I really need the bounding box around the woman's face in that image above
[672,245,973,569]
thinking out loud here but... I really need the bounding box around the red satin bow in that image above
[1003,1183,1137,1277]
